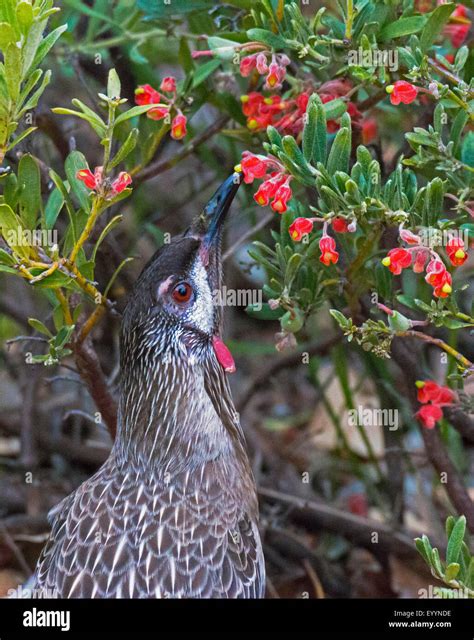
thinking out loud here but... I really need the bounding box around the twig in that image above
[134,115,230,185]
[237,334,341,412]
[223,211,274,262]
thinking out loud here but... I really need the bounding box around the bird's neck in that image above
[114,347,237,474]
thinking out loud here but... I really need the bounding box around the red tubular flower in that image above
[425,258,452,297]
[382,248,412,275]
[416,404,443,429]
[332,217,349,233]
[171,114,187,140]
[444,5,470,48]
[240,55,257,77]
[111,172,132,195]
[264,61,285,90]
[289,217,314,241]
[255,53,268,74]
[160,76,176,93]
[413,249,429,273]
[134,84,161,106]
[387,81,418,106]
[241,152,270,184]
[147,106,169,121]
[417,381,455,406]
[319,235,339,266]
[446,237,468,267]
[399,228,421,245]
[271,179,292,213]
[362,118,378,145]
[77,168,97,190]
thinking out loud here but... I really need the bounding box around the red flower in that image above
[382,248,412,275]
[240,55,257,77]
[77,168,98,190]
[319,235,339,266]
[416,404,443,429]
[271,179,292,213]
[241,152,270,184]
[253,173,284,206]
[444,5,470,48]
[399,228,421,245]
[264,61,285,90]
[134,84,160,106]
[417,381,455,406]
[256,53,268,74]
[147,106,169,121]
[289,217,314,241]
[413,249,429,273]
[446,237,468,267]
[362,118,378,145]
[171,114,187,140]
[387,81,418,106]
[425,259,452,297]
[332,217,349,233]
[160,76,176,93]
[111,172,132,195]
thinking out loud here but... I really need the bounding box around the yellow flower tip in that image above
[382,256,391,267]
[247,119,258,130]
[267,76,277,87]
[234,163,242,173]
[442,283,452,294]
[455,249,466,259]
[240,94,249,103]
[386,85,394,94]
[264,98,274,105]
[135,88,144,95]
[291,231,299,240]
[415,380,425,389]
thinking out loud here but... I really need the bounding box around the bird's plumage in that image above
[32,174,265,598]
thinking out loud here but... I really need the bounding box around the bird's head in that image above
[121,172,241,372]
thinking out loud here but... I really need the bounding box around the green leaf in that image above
[18,154,41,229]
[323,98,347,121]
[192,59,221,87]
[461,131,474,168]
[137,0,213,18]
[25,24,67,76]
[327,127,350,174]
[6,126,37,152]
[303,93,327,164]
[444,562,460,583]
[53,104,106,138]
[420,3,455,52]
[107,68,121,99]
[380,16,426,41]
[0,22,15,48]
[45,187,64,230]
[16,1,34,33]
[114,104,164,125]
[329,309,349,329]
[207,36,238,61]
[246,27,286,50]
[110,128,138,168]
[65,150,92,212]
[447,516,466,565]
[0,203,30,259]
[4,42,22,102]
[28,317,53,338]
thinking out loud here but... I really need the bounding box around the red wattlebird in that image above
[33,173,265,598]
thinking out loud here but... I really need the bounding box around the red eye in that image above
[172,281,193,303]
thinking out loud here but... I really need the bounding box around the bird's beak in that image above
[199,171,242,252]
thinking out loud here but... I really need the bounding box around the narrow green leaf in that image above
[447,516,466,565]
[110,128,138,168]
[28,317,53,337]
[327,127,350,174]
[107,68,121,99]
[114,104,165,125]
[380,16,426,41]
[0,203,30,259]
[65,150,92,212]
[420,3,455,52]
[45,187,64,230]
[246,27,286,49]
[18,154,42,229]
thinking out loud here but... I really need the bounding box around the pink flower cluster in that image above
[77,167,132,199]
[240,152,292,213]
[382,227,469,298]
[239,52,290,90]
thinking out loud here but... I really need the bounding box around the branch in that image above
[134,115,230,185]
[443,405,474,444]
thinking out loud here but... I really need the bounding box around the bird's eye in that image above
[171,281,193,304]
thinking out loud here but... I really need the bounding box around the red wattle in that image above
[212,336,236,373]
